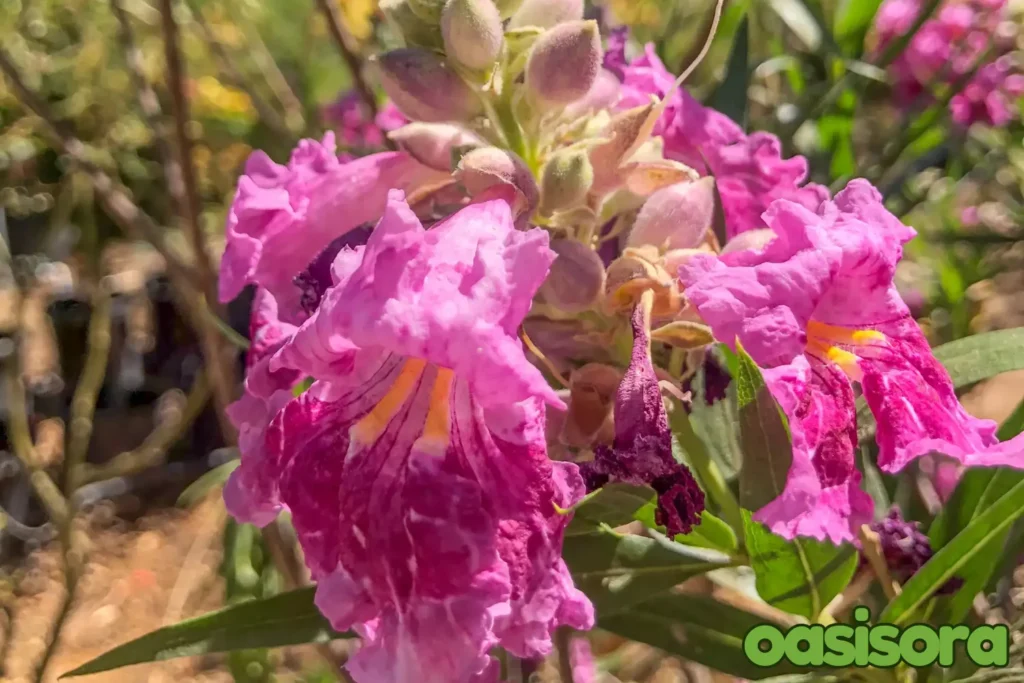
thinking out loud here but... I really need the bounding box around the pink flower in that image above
[872,0,1021,127]
[582,291,705,536]
[219,133,447,316]
[614,44,828,238]
[679,180,1024,543]
[226,191,594,683]
[322,92,409,148]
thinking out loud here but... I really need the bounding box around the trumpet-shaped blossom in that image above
[225,191,593,683]
[872,0,1023,127]
[680,179,1024,543]
[582,291,705,536]
[612,42,828,238]
[219,132,446,316]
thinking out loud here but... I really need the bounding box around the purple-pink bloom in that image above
[582,291,705,536]
[219,133,446,316]
[613,44,829,238]
[226,191,593,683]
[679,179,1024,543]
[323,91,409,148]
[569,637,598,683]
[872,0,1022,127]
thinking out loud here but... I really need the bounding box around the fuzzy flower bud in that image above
[381,0,443,49]
[388,122,483,171]
[442,0,504,71]
[562,363,621,447]
[539,238,605,313]
[525,20,602,108]
[509,0,583,29]
[456,146,539,217]
[375,49,482,122]
[539,150,594,215]
[628,177,716,251]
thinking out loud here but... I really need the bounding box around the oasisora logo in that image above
[743,608,1011,669]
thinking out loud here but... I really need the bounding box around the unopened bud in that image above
[628,177,716,251]
[381,0,443,49]
[540,150,593,215]
[720,228,777,255]
[442,0,504,71]
[562,363,621,447]
[375,49,482,122]
[564,69,622,119]
[539,239,605,313]
[456,146,539,217]
[525,21,602,108]
[605,246,682,317]
[509,0,584,29]
[388,122,483,171]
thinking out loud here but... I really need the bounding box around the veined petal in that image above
[228,192,592,683]
[219,134,447,314]
[754,357,873,543]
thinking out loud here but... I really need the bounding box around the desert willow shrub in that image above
[214,1,1024,682]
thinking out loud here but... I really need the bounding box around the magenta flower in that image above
[872,0,1022,127]
[611,43,828,239]
[323,91,409,148]
[225,191,593,683]
[679,180,1024,543]
[218,132,446,316]
[582,291,705,536]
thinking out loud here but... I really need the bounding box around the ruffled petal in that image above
[219,135,446,314]
[754,357,873,543]
[229,192,593,683]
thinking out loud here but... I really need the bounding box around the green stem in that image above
[494,94,528,161]
[668,400,743,543]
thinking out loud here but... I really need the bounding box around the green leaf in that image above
[932,328,1024,389]
[563,528,732,616]
[635,507,739,553]
[767,0,823,53]
[62,588,351,677]
[707,18,749,129]
[833,0,885,55]
[733,343,793,514]
[689,356,743,481]
[177,457,239,508]
[743,512,858,620]
[600,593,808,680]
[565,484,655,536]
[880,476,1024,625]
[928,467,1024,623]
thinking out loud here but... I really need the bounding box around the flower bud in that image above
[525,21,602,108]
[539,239,605,313]
[628,177,716,251]
[455,146,539,217]
[562,363,621,447]
[564,69,622,119]
[388,122,483,171]
[720,227,776,255]
[374,49,482,122]
[539,150,593,215]
[604,246,682,317]
[650,321,714,349]
[509,0,584,29]
[442,0,504,71]
[381,0,443,49]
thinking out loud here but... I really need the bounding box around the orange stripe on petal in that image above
[352,358,427,444]
[415,368,455,457]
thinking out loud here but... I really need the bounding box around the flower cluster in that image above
[871,0,1024,126]
[219,4,1024,680]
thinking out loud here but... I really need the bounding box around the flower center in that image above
[805,320,886,375]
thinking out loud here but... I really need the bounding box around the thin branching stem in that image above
[313,0,380,120]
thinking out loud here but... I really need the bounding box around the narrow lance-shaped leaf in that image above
[743,511,858,620]
[62,587,351,677]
